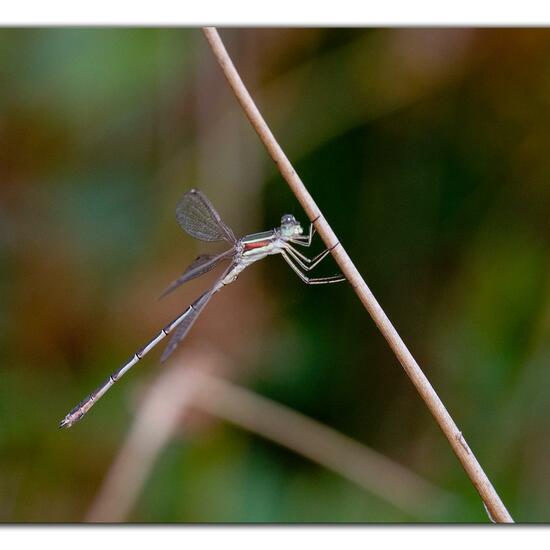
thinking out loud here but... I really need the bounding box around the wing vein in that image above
[176,189,236,243]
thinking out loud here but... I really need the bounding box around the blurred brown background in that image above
[1,28,549,522]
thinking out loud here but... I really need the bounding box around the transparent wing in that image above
[159,250,234,299]
[159,263,234,363]
[176,189,236,243]
[159,291,213,363]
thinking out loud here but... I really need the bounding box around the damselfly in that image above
[60,189,345,428]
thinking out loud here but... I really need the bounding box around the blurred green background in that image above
[1,28,549,522]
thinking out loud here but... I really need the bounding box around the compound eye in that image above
[281,214,295,225]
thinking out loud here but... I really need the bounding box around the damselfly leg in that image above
[280,249,346,285]
[284,244,331,271]
[290,223,315,246]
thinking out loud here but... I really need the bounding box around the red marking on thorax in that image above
[244,240,270,251]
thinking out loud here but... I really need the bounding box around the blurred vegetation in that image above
[2,28,550,522]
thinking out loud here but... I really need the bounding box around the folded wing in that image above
[159,250,233,299]
[176,189,236,243]
[159,261,235,363]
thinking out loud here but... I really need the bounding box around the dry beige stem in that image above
[202,26,513,523]
[86,352,453,521]
[85,363,206,522]
[192,372,457,517]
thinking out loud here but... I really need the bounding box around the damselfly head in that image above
[280,214,303,238]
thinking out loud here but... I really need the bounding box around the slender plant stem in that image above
[193,372,458,518]
[202,27,513,523]
[86,351,453,521]
[85,363,203,522]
